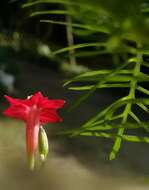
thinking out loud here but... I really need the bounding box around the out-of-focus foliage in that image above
[23,0,149,44]
[21,0,149,159]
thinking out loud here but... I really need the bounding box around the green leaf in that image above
[64,61,133,86]
[109,127,125,160]
[52,42,106,55]
[30,10,70,17]
[22,0,94,9]
[81,97,129,129]
[66,61,131,111]
[22,0,80,8]
[129,111,141,124]
[137,102,149,114]
[40,19,109,34]
[79,131,149,144]
[137,86,149,96]
[69,83,130,91]
[67,84,97,112]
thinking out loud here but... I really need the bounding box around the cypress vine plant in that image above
[23,0,149,160]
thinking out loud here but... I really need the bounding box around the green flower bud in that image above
[38,126,49,162]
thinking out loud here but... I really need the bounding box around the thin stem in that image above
[66,13,77,66]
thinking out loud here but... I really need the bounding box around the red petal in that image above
[30,91,44,105]
[4,95,31,106]
[40,109,63,124]
[40,99,65,109]
[3,105,29,121]
[4,92,65,123]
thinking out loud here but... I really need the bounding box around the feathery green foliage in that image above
[23,0,149,160]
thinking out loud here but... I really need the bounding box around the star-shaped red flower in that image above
[3,91,65,169]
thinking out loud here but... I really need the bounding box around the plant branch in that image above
[109,44,142,160]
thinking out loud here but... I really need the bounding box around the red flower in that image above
[3,92,65,169]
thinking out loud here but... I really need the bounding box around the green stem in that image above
[66,12,77,66]
[27,152,35,171]
[109,43,142,160]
